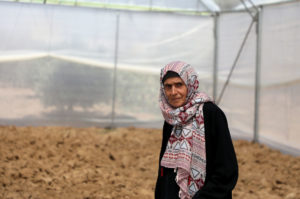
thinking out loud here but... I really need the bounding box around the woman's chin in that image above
[170,101,184,108]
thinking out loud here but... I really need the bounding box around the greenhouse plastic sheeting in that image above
[217,1,300,155]
[0,1,214,127]
[115,11,214,125]
[258,2,300,154]
[217,12,256,140]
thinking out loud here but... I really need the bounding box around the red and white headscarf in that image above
[159,61,212,199]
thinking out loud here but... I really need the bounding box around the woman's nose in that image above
[171,86,177,95]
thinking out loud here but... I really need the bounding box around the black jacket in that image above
[155,102,238,199]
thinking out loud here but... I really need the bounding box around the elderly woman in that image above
[155,61,238,199]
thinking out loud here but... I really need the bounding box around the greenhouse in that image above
[0,0,299,156]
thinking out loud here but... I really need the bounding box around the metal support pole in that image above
[216,17,256,105]
[253,7,262,142]
[247,0,259,13]
[111,14,120,128]
[212,13,219,101]
[239,0,256,19]
[199,0,213,12]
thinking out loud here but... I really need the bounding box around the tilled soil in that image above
[0,126,299,199]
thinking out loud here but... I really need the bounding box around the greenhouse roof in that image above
[0,0,295,13]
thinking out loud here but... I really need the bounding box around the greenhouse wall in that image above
[258,2,300,154]
[0,1,214,128]
[217,11,256,140]
[216,1,300,155]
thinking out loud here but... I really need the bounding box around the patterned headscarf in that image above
[159,61,212,199]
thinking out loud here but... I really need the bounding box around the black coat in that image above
[155,102,238,199]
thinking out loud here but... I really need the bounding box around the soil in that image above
[0,126,299,199]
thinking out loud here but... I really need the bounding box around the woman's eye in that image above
[164,85,171,90]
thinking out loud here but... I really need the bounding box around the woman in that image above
[155,61,238,199]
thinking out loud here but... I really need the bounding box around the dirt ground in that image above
[0,126,299,199]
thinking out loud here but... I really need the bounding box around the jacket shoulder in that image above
[203,102,223,115]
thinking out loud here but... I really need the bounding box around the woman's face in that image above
[163,76,188,108]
